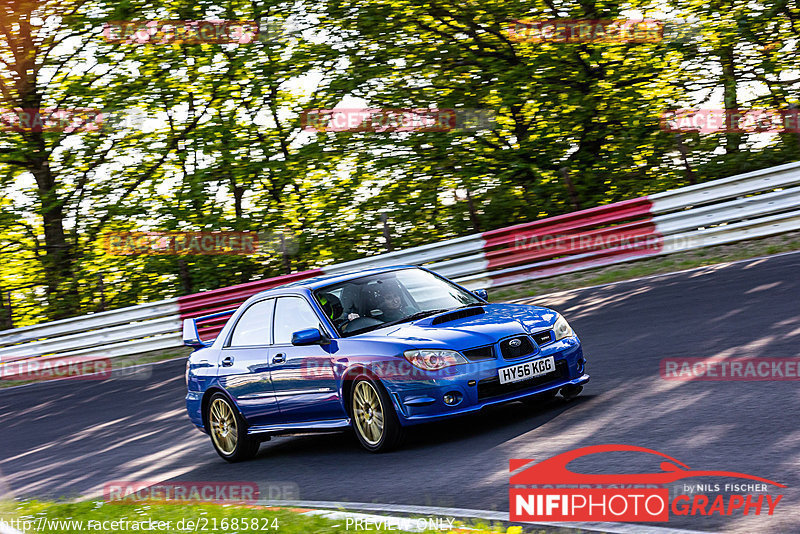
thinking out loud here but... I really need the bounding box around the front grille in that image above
[500,335,535,359]
[462,346,495,361]
[477,360,567,401]
[532,330,553,346]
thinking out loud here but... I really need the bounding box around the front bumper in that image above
[386,337,588,426]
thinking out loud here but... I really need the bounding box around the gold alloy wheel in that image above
[353,381,384,446]
[209,398,238,455]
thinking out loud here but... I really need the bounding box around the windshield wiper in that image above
[380,308,451,328]
[344,306,478,336]
[343,309,446,336]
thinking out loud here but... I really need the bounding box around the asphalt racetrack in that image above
[2,252,799,533]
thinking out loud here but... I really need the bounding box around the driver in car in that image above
[375,283,408,322]
[341,282,413,324]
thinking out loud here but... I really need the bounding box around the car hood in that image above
[352,303,559,351]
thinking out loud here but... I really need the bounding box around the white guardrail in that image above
[651,162,800,254]
[0,300,181,376]
[1,161,799,373]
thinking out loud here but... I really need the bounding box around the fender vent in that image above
[431,307,485,325]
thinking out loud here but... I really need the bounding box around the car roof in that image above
[269,265,420,294]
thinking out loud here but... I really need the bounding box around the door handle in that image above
[272,353,286,364]
[221,356,234,367]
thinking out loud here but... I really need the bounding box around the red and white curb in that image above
[257,500,714,534]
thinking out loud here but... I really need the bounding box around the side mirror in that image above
[291,327,326,346]
[473,289,488,301]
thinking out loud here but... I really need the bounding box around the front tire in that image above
[207,393,260,462]
[350,376,403,452]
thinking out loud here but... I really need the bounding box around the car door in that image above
[270,295,344,423]
[217,298,281,427]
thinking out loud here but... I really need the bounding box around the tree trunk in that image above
[380,213,394,251]
[674,134,697,185]
[464,189,482,232]
[719,45,741,154]
[29,130,78,319]
[560,167,582,211]
[178,258,193,295]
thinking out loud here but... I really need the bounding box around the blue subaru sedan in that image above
[184,266,589,461]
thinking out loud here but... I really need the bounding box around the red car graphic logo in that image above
[510,444,786,487]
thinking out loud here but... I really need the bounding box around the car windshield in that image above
[314,268,483,337]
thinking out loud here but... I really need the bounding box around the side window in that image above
[273,297,323,345]
[228,299,274,347]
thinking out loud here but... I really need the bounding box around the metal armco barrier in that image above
[473,197,660,287]
[0,300,181,378]
[2,161,799,365]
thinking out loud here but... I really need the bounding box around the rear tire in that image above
[207,393,260,462]
[350,376,403,452]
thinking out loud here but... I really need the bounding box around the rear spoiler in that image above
[182,309,237,348]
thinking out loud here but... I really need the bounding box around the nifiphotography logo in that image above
[509,444,785,522]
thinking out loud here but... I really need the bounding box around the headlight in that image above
[553,313,574,340]
[403,349,467,371]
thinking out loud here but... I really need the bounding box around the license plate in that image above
[498,356,556,384]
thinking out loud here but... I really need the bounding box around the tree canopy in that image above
[1,0,798,325]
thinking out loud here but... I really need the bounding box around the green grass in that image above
[489,231,800,302]
[3,501,525,534]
